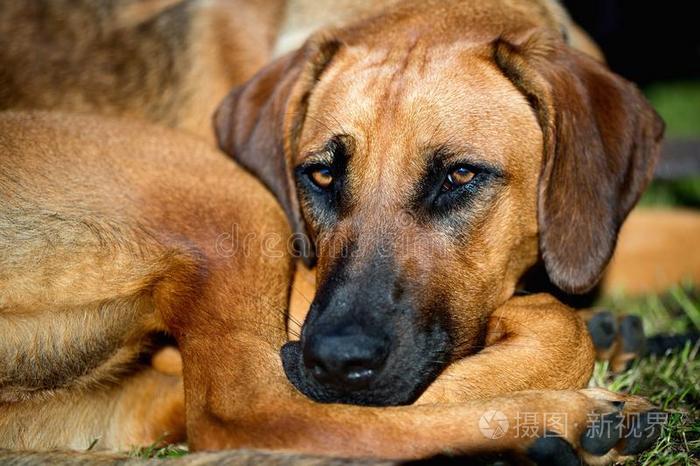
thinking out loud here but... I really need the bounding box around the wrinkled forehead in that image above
[297,41,542,170]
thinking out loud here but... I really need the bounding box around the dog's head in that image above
[215,20,663,406]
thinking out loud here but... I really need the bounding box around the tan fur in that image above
[296,42,543,351]
[0,0,285,143]
[0,111,637,464]
[274,0,603,60]
[0,111,291,450]
[151,346,184,376]
[0,0,599,145]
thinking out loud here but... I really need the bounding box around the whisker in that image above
[326,113,350,137]
[426,119,444,149]
[226,318,300,339]
[305,114,338,135]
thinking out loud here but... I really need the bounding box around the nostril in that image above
[310,362,329,380]
[303,346,330,381]
[303,333,388,389]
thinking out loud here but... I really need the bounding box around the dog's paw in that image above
[523,388,664,466]
[586,311,646,372]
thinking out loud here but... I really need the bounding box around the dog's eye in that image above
[441,166,475,192]
[308,166,334,190]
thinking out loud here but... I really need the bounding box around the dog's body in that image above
[0,0,692,463]
[0,0,286,143]
[1,111,608,460]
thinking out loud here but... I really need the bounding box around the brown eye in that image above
[441,166,475,192]
[309,166,334,189]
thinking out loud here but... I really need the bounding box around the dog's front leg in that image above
[150,182,652,461]
[179,328,658,464]
[417,294,596,404]
[163,246,655,462]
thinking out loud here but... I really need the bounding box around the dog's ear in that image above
[214,34,341,266]
[494,31,664,293]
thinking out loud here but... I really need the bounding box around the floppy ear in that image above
[214,34,341,266]
[494,31,664,293]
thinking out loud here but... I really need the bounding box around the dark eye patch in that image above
[412,147,502,218]
[295,135,351,223]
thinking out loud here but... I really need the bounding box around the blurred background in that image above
[563,0,700,207]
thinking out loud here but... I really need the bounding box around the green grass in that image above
[624,83,700,465]
[591,286,700,465]
[640,80,700,209]
[640,178,700,208]
[646,82,700,139]
[128,442,188,459]
[597,83,700,465]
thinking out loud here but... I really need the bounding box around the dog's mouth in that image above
[280,328,451,406]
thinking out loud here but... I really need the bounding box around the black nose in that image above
[303,330,389,390]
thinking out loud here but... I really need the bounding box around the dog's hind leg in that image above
[579,309,646,372]
[0,367,184,451]
[0,112,218,450]
[0,212,193,450]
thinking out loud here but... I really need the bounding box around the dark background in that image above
[562,0,700,85]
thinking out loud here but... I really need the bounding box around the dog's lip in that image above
[282,340,333,402]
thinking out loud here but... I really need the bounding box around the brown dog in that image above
[0,110,652,466]
[0,0,674,464]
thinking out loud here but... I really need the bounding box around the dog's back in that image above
[0,0,285,142]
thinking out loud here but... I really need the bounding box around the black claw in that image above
[646,331,700,356]
[587,312,617,350]
[620,315,646,355]
[527,434,581,466]
[619,410,665,455]
[610,400,626,410]
[581,412,623,456]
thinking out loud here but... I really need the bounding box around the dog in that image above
[0,0,687,463]
[0,109,654,465]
